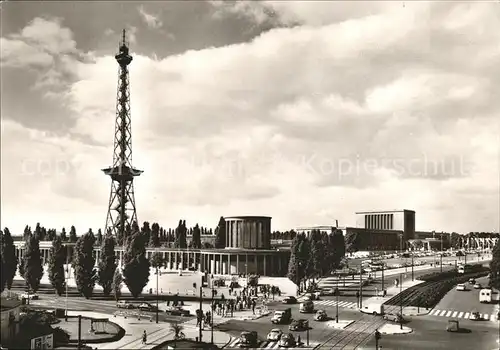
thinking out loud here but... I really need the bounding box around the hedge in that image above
[419,264,487,282]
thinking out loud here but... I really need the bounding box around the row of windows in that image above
[365,214,394,230]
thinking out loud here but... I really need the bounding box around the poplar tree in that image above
[2,228,18,290]
[48,236,66,295]
[123,228,150,298]
[149,223,161,247]
[24,235,44,292]
[214,217,226,248]
[112,269,123,301]
[98,235,117,296]
[73,231,97,298]
[192,224,202,249]
[69,226,78,243]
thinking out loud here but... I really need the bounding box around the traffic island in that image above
[327,320,355,329]
[57,316,125,344]
[378,324,413,335]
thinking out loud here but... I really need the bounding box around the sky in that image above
[1,1,499,235]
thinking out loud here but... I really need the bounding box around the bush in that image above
[53,327,70,345]
[248,275,259,287]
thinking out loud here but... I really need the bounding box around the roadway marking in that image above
[464,312,470,318]
[430,309,441,316]
[483,314,490,320]
[457,312,464,318]
[445,311,453,317]
[438,310,447,316]
[451,311,458,317]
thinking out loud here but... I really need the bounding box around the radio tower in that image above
[102,29,143,243]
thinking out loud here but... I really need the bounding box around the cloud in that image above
[138,5,163,29]
[2,3,499,234]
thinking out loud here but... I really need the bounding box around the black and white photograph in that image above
[1,1,499,350]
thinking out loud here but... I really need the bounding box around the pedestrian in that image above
[297,335,301,345]
[142,330,147,345]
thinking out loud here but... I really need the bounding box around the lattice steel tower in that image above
[102,29,143,241]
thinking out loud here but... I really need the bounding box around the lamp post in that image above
[335,288,339,323]
[440,234,443,273]
[211,288,217,344]
[359,266,363,309]
[193,282,203,342]
[399,273,403,330]
[155,248,159,324]
[65,244,69,321]
[411,251,414,281]
[245,263,248,286]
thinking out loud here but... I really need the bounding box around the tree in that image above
[150,252,164,269]
[112,269,123,301]
[18,257,26,279]
[345,231,360,253]
[23,225,32,240]
[0,231,5,293]
[149,223,160,247]
[2,227,18,290]
[73,232,97,298]
[309,230,326,278]
[450,232,461,249]
[48,236,66,296]
[214,216,226,248]
[96,229,103,246]
[46,229,56,241]
[98,235,117,296]
[330,229,346,270]
[24,235,44,293]
[287,235,302,286]
[122,228,150,298]
[141,222,151,244]
[174,220,187,249]
[34,223,42,240]
[69,226,77,243]
[61,227,67,241]
[489,240,500,289]
[192,224,202,249]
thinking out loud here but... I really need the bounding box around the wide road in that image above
[361,316,499,350]
[426,276,499,323]
[28,295,195,323]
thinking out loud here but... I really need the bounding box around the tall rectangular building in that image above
[355,210,415,242]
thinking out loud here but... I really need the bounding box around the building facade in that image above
[13,216,290,277]
[356,209,416,242]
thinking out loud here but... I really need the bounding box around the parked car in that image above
[238,331,258,348]
[314,310,328,321]
[456,284,466,291]
[278,333,296,348]
[117,301,135,309]
[468,278,476,284]
[320,288,335,296]
[165,306,190,316]
[383,313,403,323]
[138,303,158,312]
[469,311,482,321]
[266,328,283,341]
[288,319,308,331]
[282,296,297,304]
[473,283,482,289]
[20,293,39,300]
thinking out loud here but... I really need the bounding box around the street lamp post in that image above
[155,248,159,323]
[399,273,403,330]
[440,234,443,273]
[65,245,69,321]
[211,288,217,344]
[359,266,363,309]
[411,251,414,281]
[335,288,339,323]
[381,264,385,292]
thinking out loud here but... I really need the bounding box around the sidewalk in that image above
[66,310,231,350]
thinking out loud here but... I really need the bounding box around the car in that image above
[282,296,297,304]
[238,331,258,348]
[165,306,190,316]
[117,301,135,309]
[468,278,476,284]
[320,288,335,296]
[20,293,39,300]
[473,283,482,289]
[383,313,403,323]
[469,311,482,321]
[278,333,296,348]
[288,319,309,331]
[138,303,158,312]
[314,310,328,321]
[266,329,283,341]
[456,284,466,291]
